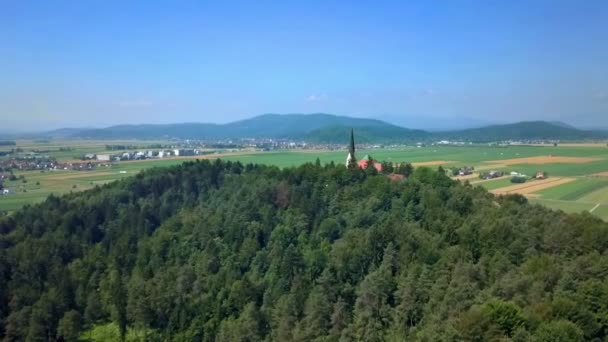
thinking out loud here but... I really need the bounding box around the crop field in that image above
[3,140,608,220]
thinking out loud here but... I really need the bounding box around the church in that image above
[345,129,383,172]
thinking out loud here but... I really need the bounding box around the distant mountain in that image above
[42,128,94,138]
[72,123,218,140]
[61,113,423,142]
[549,121,578,130]
[35,114,608,143]
[436,121,607,142]
[305,125,428,143]
[380,114,498,131]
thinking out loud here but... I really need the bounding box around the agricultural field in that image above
[3,140,608,220]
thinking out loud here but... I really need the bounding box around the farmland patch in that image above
[491,177,576,195]
[484,156,602,165]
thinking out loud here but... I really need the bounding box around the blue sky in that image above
[1,0,607,130]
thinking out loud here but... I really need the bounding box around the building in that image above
[96,154,111,161]
[346,128,356,167]
[358,155,384,172]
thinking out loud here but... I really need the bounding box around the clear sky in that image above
[1,0,607,131]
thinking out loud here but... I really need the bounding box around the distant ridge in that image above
[32,114,608,143]
[304,125,428,143]
[438,121,607,142]
[55,113,428,142]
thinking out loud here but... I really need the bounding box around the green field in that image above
[3,141,608,220]
[476,177,513,190]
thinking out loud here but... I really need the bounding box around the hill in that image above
[304,124,429,143]
[33,115,608,143]
[437,121,606,142]
[1,160,608,340]
[67,114,412,141]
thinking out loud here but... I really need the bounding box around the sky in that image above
[1,0,607,131]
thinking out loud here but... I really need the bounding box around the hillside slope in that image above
[438,121,605,141]
[70,113,410,141]
[39,115,607,143]
[304,124,428,143]
[1,160,608,340]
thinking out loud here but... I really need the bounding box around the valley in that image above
[3,139,608,220]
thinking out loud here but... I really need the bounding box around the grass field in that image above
[3,140,608,220]
[475,177,513,190]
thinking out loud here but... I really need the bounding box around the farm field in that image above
[3,141,608,220]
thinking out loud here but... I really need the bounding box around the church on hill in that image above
[345,129,383,172]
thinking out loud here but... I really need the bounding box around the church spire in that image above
[349,128,355,156]
[346,128,357,168]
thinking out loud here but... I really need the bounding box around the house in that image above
[96,154,111,161]
[481,170,505,180]
[84,153,96,160]
[180,149,196,156]
[458,166,475,176]
[2,189,10,195]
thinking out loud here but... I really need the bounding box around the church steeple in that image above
[346,128,357,168]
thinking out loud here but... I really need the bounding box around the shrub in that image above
[511,176,527,184]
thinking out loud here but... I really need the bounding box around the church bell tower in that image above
[346,128,357,168]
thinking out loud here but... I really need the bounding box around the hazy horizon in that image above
[2,1,607,131]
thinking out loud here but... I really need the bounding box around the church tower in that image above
[346,128,357,168]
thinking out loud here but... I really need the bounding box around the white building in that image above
[96,154,111,161]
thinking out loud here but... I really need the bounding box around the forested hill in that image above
[61,113,419,141]
[38,114,607,142]
[2,160,608,341]
[304,124,428,143]
[438,121,606,141]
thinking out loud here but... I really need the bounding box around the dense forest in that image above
[1,159,608,341]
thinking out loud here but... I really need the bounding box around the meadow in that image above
[2,140,608,220]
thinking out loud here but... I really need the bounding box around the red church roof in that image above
[358,159,383,172]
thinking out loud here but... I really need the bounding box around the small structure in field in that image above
[480,170,504,180]
[96,154,111,162]
[535,171,548,179]
[458,166,474,176]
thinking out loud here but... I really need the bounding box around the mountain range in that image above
[33,113,608,143]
